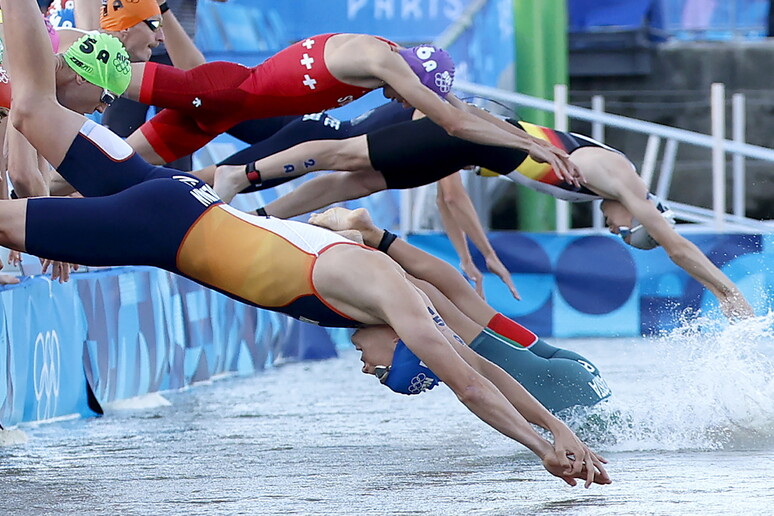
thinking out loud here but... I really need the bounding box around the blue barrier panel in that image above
[3,231,769,427]
[0,267,337,428]
[408,231,773,338]
[0,278,93,427]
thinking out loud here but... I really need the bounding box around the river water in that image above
[1,314,773,515]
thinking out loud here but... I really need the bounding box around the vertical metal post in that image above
[399,190,412,235]
[591,95,605,229]
[732,92,746,218]
[640,135,662,189]
[711,82,726,230]
[656,139,679,200]
[591,95,605,142]
[554,84,570,232]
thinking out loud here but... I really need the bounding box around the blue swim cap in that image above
[378,340,441,395]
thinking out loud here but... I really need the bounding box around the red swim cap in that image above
[0,65,11,111]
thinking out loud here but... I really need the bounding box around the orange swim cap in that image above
[100,0,161,32]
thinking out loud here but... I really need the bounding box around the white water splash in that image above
[0,427,29,446]
[565,313,774,452]
[104,392,171,411]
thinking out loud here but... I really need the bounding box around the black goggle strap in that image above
[374,365,390,384]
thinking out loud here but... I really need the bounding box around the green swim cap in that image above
[63,33,131,96]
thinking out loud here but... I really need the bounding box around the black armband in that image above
[159,2,170,14]
[377,230,398,253]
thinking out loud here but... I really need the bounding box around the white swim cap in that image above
[619,194,675,250]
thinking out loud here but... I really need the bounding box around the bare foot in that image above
[190,164,217,186]
[308,207,383,247]
[213,164,250,203]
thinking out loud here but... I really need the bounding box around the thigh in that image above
[135,108,216,164]
[141,61,253,114]
[366,118,470,189]
[0,199,29,252]
[25,177,209,270]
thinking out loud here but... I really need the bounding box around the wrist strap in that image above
[245,162,262,185]
[377,230,398,253]
[159,2,169,14]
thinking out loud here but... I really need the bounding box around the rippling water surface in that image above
[2,315,773,515]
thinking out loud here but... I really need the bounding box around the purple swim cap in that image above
[398,45,455,98]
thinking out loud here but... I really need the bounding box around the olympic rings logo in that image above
[434,71,453,93]
[113,54,131,75]
[33,330,61,421]
[408,373,434,394]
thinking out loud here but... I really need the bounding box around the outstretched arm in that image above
[446,95,583,187]
[320,253,588,484]
[5,123,78,282]
[351,43,578,185]
[580,147,755,320]
[437,172,521,300]
[5,122,49,197]
[447,329,608,487]
[1,0,85,169]
[158,0,206,70]
[436,173,484,297]
[73,0,100,29]
[624,190,753,319]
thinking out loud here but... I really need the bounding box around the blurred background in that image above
[185,0,774,229]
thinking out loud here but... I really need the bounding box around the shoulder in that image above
[326,33,401,81]
[330,33,398,62]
